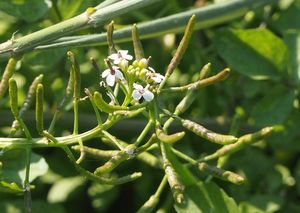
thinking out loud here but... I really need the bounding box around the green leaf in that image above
[239,202,265,213]
[213,28,289,80]
[272,0,300,33]
[0,0,52,23]
[0,149,49,188]
[88,182,119,212]
[165,146,239,213]
[47,176,86,203]
[250,85,295,126]
[0,200,65,213]
[284,32,300,85]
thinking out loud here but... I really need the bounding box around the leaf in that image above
[0,200,65,213]
[0,149,49,188]
[88,182,119,212]
[250,85,295,127]
[0,0,52,23]
[213,28,289,80]
[47,176,86,203]
[284,32,300,85]
[239,202,265,213]
[272,0,300,33]
[165,146,239,213]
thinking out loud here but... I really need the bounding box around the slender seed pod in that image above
[132,24,144,60]
[72,145,118,159]
[0,58,18,99]
[107,21,117,54]
[93,91,127,113]
[163,68,230,93]
[181,119,237,145]
[137,195,159,213]
[159,15,196,91]
[67,51,81,99]
[10,74,43,135]
[35,84,44,135]
[165,15,195,77]
[199,62,211,80]
[198,162,244,185]
[8,78,19,118]
[156,129,185,144]
[160,143,184,204]
[110,172,142,185]
[164,160,184,204]
[202,127,275,161]
[94,150,129,175]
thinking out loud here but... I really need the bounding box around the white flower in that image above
[101,66,124,87]
[108,50,133,65]
[147,67,165,83]
[132,83,154,102]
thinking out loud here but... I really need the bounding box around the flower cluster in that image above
[101,50,165,102]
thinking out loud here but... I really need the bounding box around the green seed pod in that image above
[93,91,127,113]
[67,51,81,99]
[166,15,195,77]
[132,24,144,60]
[198,162,244,185]
[0,58,18,100]
[164,161,184,204]
[35,84,44,135]
[94,150,129,175]
[107,21,117,54]
[156,129,185,144]
[72,145,118,159]
[203,127,275,161]
[181,119,237,145]
[9,78,19,118]
[137,195,159,213]
[10,74,44,136]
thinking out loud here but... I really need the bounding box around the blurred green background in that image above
[0,0,300,212]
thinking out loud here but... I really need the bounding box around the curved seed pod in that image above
[203,127,275,161]
[67,51,81,99]
[132,24,144,60]
[8,78,19,118]
[93,91,127,113]
[166,15,195,77]
[10,74,43,135]
[181,119,237,145]
[156,129,185,144]
[107,21,117,54]
[199,62,211,80]
[94,150,129,175]
[164,161,184,204]
[35,84,44,135]
[72,145,118,158]
[0,58,18,99]
[137,195,159,213]
[198,162,244,185]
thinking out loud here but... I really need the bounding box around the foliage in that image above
[0,0,299,212]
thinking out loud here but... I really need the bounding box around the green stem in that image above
[134,119,153,146]
[0,0,160,60]
[35,0,278,51]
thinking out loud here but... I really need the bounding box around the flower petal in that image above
[152,76,162,83]
[119,50,128,56]
[106,74,116,87]
[124,54,133,60]
[133,83,143,90]
[115,70,124,80]
[108,53,119,60]
[101,69,110,78]
[132,90,142,100]
[148,67,155,73]
[143,90,154,102]
[113,58,121,64]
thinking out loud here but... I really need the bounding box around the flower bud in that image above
[138,58,148,69]
[132,60,139,67]
[119,58,128,71]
